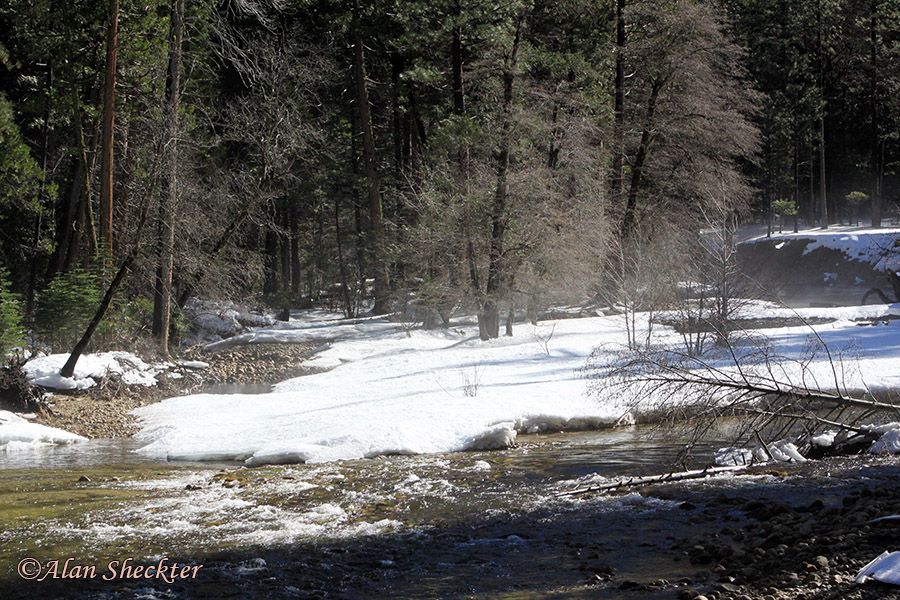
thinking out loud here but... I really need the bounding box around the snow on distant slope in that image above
[133,304,900,466]
[745,225,900,269]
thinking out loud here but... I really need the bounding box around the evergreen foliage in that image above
[0,267,24,358]
[0,0,896,356]
[34,268,104,353]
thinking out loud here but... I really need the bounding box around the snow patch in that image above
[870,428,900,454]
[0,410,86,449]
[857,551,900,585]
[24,351,161,390]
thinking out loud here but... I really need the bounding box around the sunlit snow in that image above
[133,300,900,466]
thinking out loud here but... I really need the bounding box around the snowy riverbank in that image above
[130,302,900,466]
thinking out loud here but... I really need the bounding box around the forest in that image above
[0,0,898,356]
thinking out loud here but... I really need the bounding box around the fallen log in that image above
[557,464,751,497]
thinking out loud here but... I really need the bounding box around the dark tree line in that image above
[0,0,897,357]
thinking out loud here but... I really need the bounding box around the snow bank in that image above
[23,351,161,390]
[869,424,900,454]
[857,551,900,585]
[134,297,900,467]
[714,440,806,466]
[133,316,630,465]
[0,410,86,450]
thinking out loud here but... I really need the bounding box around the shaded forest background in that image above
[0,0,898,355]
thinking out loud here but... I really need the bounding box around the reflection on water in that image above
[0,438,163,470]
[0,425,717,474]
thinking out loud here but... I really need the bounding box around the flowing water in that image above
[0,426,736,598]
[0,424,874,599]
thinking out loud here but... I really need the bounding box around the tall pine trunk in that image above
[152,0,183,355]
[98,0,119,254]
[611,0,626,201]
[870,0,882,228]
[481,12,524,340]
[352,0,391,315]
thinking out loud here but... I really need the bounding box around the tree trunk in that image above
[60,248,136,378]
[56,6,99,273]
[263,227,279,297]
[60,206,149,378]
[816,2,828,230]
[352,0,391,315]
[611,0,626,201]
[152,0,183,355]
[290,199,301,296]
[281,226,291,294]
[176,194,259,308]
[334,195,354,317]
[98,0,119,254]
[818,115,827,229]
[28,65,53,315]
[451,11,480,297]
[481,11,524,340]
[870,0,882,228]
[621,79,662,240]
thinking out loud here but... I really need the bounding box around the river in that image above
[3,419,896,599]
[0,424,747,598]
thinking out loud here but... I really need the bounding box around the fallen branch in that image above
[557,464,750,497]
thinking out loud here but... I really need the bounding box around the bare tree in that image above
[615,0,759,242]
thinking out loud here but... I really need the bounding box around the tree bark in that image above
[558,465,749,497]
[621,78,662,240]
[98,0,119,254]
[352,0,391,314]
[152,0,183,355]
[480,11,524,340]
[870,0,882,228]
[611,0,626,200]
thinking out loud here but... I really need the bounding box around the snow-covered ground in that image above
[5,225,898,463]
[133,312,631,465]
[131,301,900,466]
